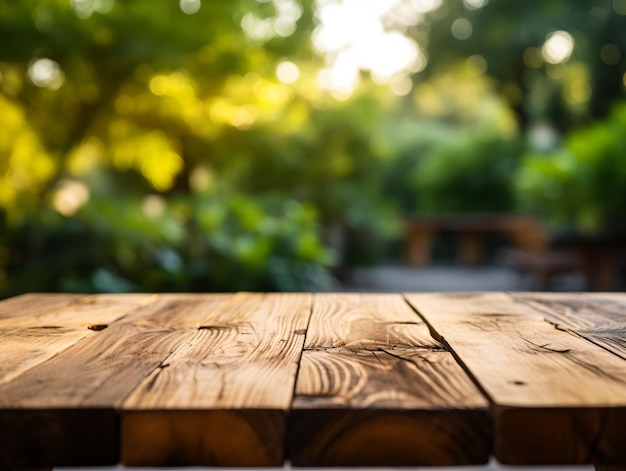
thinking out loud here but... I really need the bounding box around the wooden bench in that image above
[0,292,625,469]
[405,214,580,288]
[405,213,563,265]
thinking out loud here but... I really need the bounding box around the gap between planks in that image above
[405,292,626,466]
[289,293,491,467]
[120,293,313,467]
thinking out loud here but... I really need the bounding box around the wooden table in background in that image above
[0,292,625,469]
[404,213,548,266]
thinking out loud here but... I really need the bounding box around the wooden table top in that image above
[0,292,625,468]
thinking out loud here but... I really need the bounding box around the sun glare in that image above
[313,0,437,97]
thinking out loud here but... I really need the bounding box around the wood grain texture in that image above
[290,293,490,467]
[121,292,312,467]
[0,293,231,469]
[303,292,438,350]
[0,294,158,386]
[0,293,83,319]
[0,293,156,331]
[406,292,626,466]
[514,292,626,360]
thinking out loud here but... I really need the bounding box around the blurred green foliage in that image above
[420,0,626,129]
[415,133,525,213]
[0,0,399,295]
[1,0,626,296]
[2,195,334,294]
[515,103,626,232]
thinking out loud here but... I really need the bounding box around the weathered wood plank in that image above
[121,292,312,467]
[0,293,83,320]
[0,293,159,385]
[290,293,490,467]
[514,292,626,360]
[405,292,626,466]
[0,293,154,330]
[0,293,231,469]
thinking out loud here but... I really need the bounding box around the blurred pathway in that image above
[343,265,586,292]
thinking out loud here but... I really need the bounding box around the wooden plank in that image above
[405,292,626,466]
[121,292,312,467]
[290,293,490,467]
[0,293,83,319]
[0,293,231,469]
[0,293,159,386]
[514,292,626,359]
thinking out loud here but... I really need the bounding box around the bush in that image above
[0,195,336,297]
[515,103,626,232]
[414,132,524,213]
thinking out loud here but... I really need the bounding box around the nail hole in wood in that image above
[87,324,108,331]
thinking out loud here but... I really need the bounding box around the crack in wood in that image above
[381,321,421,325]
[521,338,571,354]
[197,324,233,331]
[304,345,443,353]
[514,294,626,361]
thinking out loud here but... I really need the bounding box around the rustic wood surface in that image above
[0,292,624,468]
[291,293,490,466]
[0,293,83,319]
[0,294,158,386]
[121,292,312,467]
[405,292,626,466]
[0,294,230,468]
[514,292,626,360]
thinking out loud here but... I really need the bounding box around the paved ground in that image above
[342,265,586,292]
[58,461,593,471]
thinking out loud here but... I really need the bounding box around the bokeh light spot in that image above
[28,58,65,90]
[613,0,626,15]
[451,18,473,40]
[466,54,487,75]
[600,43,621,65]
[523,47,543,68]
[149,75,168,96]
[542,30,574,64]
[464,0,488,10]
[142,194,166,218]
[276,61,300,84]
[53,180,90,217]
[72,0,114,19]
[229,105,257,130]
[180,0,201,15]
[568,79,592,104]
[589,6,609,25]
[273,17,297,36]
[390,74,413,96]
[189,166,214,193]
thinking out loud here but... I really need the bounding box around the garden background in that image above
[1,0,626,296]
